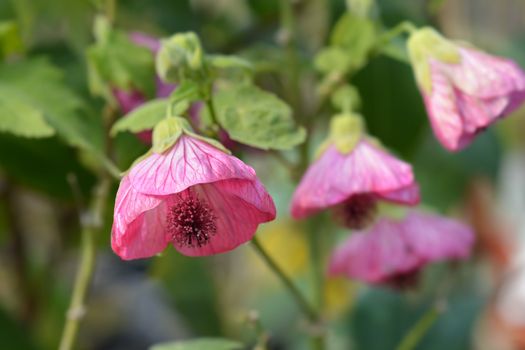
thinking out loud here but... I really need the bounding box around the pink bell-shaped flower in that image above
[328,210,474,288]
[408,27,525,152]
[290,113,419,229]
[111,118,276,260]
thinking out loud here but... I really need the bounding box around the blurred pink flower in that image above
[290,138,419,229]
[111,134,276,260]
[409,28,525,152]
[328,210,474,288]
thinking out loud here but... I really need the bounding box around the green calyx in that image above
[317,112,364,156]
[156,32,205,83]
[152,116,230,155]
[407,27,461,93]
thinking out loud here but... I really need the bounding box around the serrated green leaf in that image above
[212,85,306,150]
[0,58,103,154]
[111,99,168,135]
[150,338,242,350]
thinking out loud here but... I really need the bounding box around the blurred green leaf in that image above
[0,57,104,154]
[0,87,55,137]
[150,338,242,350]
[87,18,155,100]
[111,99,167,135]
[0,133,95,198]
[212,84,306,150]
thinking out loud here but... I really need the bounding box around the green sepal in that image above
[316,112,364,157]
[407,27,461,93]
[152,117,187,153]
[156,32,206,83]
[331,84,361,112]
[152,116,230,155]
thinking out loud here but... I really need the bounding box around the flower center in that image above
[167,195,217,248]
[383,268,421,290]
[333,194,377,229]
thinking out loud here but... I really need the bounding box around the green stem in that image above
[251,236,318,322]
[377,21,417,47]
[58,178,111,350]
[395,305,442,350]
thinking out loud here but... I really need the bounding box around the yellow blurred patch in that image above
[324,277,357,319]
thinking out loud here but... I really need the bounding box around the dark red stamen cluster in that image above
[167,196,217,248]
[333,194,377,229]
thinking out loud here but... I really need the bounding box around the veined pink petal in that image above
[174,179,276,256]
[401,210,474,261]
[448,48,525,99]
[129,135,256,196]
[328,210,475,285]
[111,176,168,260]
[290,139,416,219]
[422,48,525,152]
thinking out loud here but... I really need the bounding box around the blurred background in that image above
[1,0,525,349]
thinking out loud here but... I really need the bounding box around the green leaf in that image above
[212,85,306,150]
[150,338,242,350]
[87,21,155,99]
[111,99,168,135]
[0,87,55,137]
[0,58,104,154]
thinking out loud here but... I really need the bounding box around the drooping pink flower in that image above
[112,134,276,260]
[328,210,475,288]
[290,115,419,229]
[408,27,525,152]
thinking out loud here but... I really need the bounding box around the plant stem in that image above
[395,304,442,350]
[251,236,318,322]
[58,178,111,350]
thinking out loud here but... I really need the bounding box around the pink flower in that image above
[111,134,276,260]
[290,114,419,229]
[328,210,475,288]
[408,28,525,151]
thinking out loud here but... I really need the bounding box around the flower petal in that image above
[328,219,420,283]
[111,176,168,260]
[291,139,415,219]
[174,179,276,256]
[449,48,525,99]
[401,210,474,261]
[129,135,256,196]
